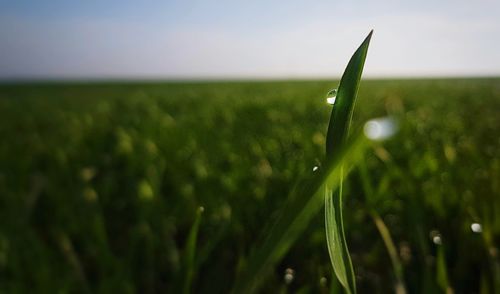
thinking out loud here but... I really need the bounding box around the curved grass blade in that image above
[370,210,407,294]
[359,157,407,293]
[325,30,373,294]
[232,133,369,294]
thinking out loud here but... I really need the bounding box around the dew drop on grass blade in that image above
[231,31,373,294]
[324,30,373,294]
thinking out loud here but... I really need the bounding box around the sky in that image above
[0,0,499,79]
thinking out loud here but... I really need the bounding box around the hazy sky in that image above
[1,0,499,79]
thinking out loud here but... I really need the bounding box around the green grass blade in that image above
[436,243,452,294]
[324,30,373,294]
[359,156,406,293]
[370,210,406,294]
[183,206,204,294]
[326,30,373,155]
[232,133,369,294]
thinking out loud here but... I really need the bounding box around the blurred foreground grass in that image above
[0,79,499,293]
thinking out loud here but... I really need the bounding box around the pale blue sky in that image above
[1,0,499,79]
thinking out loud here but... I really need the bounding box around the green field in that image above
[1,78,499,293]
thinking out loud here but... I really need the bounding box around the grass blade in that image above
[370,210,406,294]
[359,156,407,293]
[326,30,372,154]
[183,206,204,294]
[324,30,373,294]
[436,243,453,294]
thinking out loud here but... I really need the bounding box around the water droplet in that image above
[364,117,398,141]
[284,268,295,284]
[326,89,337,105]
[198,206,205,213]
[312,166,319,172]
[471,223,482,233]
[433,236,442,245]
[429,230,443,245]
[327,89,337,96]
[319,276,328,286]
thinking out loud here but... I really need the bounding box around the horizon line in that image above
[1,74,500,84]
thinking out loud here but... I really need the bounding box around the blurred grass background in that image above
[0,78,499,293]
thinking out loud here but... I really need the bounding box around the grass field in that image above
[1,78,499,293]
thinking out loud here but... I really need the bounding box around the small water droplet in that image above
[471,223,482,233]
[433,236,442,245]
[319,276,328,286]
[364,117,398,140]
[198,206,205,213]
[326,89,337,105]
[327,89,337,97]
[312,166,319,172]
[429,230,443,245]
[284,268,295,284]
